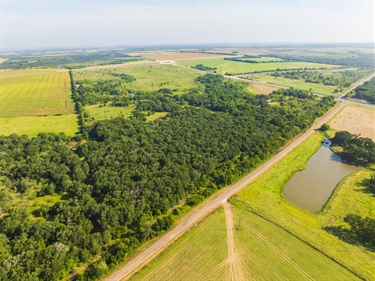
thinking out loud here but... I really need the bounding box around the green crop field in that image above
[235,132,375,280]
[132,208,228,281]
[0,115,78,137]
[0,70,75,117]
[245,74,337,95]
[74,64,200,94]
[178,58,339,74]
[231,205,359,280]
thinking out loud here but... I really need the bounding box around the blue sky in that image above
[1,0,374,49]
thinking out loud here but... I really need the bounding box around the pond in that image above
[283,139,358,212]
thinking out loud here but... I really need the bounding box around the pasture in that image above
[178,58,339,75]
[246,74,337,95]
[235,132,375,280]
[132,208,227,281]
[140,52,224,61]
[247,83,279,95]
[237,56,284,62]
[84,104,135,125]
[0,114,78,137]
[0,70,75,117]
[74,64,200,94]
[328,104,375,141]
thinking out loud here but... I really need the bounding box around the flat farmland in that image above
[247,83,279,95]
[0,114,78,137]
[238,56,284,62]
[132,208,227,281]
[140,52,224,61]
[247,74,337,95]
[178,58,339,75]
[329,104,375,141]
[0,70,74,117]
[74,64,200,94]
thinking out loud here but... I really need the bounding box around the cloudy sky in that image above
[1,0,374,49]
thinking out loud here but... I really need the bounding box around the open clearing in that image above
[74,64,200,94]
[85,104,136,125]
[329,104,375,141]
[0,70,74,117]
[178,58,339,75]
[244,74,337,95]
[0,114,78,137]
[140,52,224,61]
[235,131,375,280]
[247,83,279,95]
[131,208,227,281]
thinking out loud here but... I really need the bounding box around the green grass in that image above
[0,114,78,137]
[84,104,136,125]
[178,58,339,75]
[146,112,168,122]
[0,70,74,117]
[132,208,227,281]
[246,74,337,95]
[235,132,375,280]
[74,64,200,94]
[238,56,284,62]
[232,205,360,280]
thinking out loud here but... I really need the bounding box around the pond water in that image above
[283,139,358,212]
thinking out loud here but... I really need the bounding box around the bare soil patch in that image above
[329,105,375,141]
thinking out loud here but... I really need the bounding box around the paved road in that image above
[103,99,348,281]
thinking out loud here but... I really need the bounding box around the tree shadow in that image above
[355,177,375,197]
[324,225,375,252]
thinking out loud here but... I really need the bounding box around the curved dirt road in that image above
[103,100,348,281]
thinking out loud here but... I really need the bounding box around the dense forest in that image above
[271,70,372,91]
[349,77,375,104]
[0,74,335,280]
[0,51,142,69]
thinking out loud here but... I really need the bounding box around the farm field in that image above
[132,208,227,281]
[0,114,78,137]
[234,132,375,280]
[231,204,359,280]
[247,82,279,94]
[245,74,337,95]
[178,58,339,75]
[0,70,75,117]
[328,104,375,141]
[74,64,200,94]
[237,56,284,62]
[0,68,66,77]
[140,52,225,61]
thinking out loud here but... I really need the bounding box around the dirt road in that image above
[103,99,347,281]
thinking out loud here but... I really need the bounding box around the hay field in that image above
[0,70,74,117]
[329,105,375,141]
[179,58,339,75]
[247,83,279,95]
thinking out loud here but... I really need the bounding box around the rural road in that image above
[103,100,348,281]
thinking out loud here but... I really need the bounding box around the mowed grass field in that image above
[245,74,338,95]
[0,115,78,137]
[235,132,375,280]
[74,64,200,94]
[84,104,136,125]
[0,69,78,137]
[247,82,280,95]
[231,205,359,280]
[178,58,339,74]
[0,70,74,117]
[132,208,228,281]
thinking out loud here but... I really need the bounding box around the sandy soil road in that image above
[103,99,348,281]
